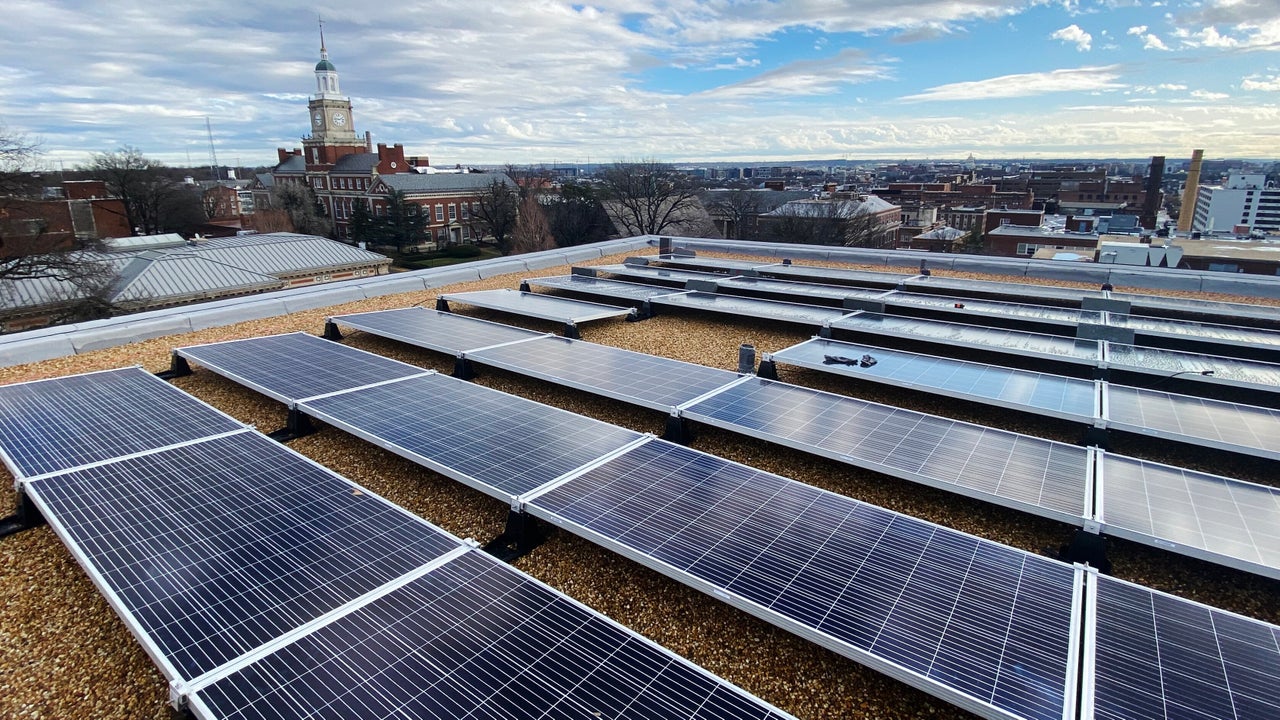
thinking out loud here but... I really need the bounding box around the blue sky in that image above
[0,0,1276,168]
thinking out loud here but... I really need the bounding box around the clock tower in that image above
[304,22,359,148]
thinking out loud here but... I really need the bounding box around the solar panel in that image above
[903,275,1100,304]
[1086,573,1280,720]
[524,274,683,302]
[1112,291,1280,324]
[759,263,908,289]
[591,263,734,286]
[23,430,463,682]
[0,367,245,479]
[330,306,547,356]
[885,292,1102,326]
[715,275,890,303]
[770,337,1098,421]
[832,312,1102,363]
[649,291,853,326]
[465,334,741,412]
[681,377,1091,522]
[648,255,777,273]
[1106,385,1280,461]
[299,372,646,500]
[190,549,795,720]
[525,438,1082,720]
[439,288,634,324]
[1109,313,1280,352]
[176,332,429,404]
[1096,452,1280,579]
[1105,343,1280,390]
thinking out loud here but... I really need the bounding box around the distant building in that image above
[0,180,131,251]
[1191,173,1280,235]
[260,31,510,245]
[0,233,390,332]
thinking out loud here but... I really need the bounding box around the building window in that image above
[448,203,457,221]
[435,205,444,222]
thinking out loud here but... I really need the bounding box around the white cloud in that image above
[1191,89,1230,99]
[1141,33,1171,49]
[1127,25,1148,35]
[1241,75,1280,91]
[699,49,891,99]
[900,66,1125,102]
[1052,24,1093,51]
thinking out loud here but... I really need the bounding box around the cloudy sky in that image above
[1,0,1277,168]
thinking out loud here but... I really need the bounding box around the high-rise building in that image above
[1191,173,1280,235]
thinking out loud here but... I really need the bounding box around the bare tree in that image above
[598,160,702,236]
[510,195,556,255]
[842,210,894,249]
[763,201,853,245]
[266,182,332,237]
[84,146,181,235]
[473,178,519,251]
[545,181,612,247]
[703,189,764,240]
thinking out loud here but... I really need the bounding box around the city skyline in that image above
[2,0,1277,169]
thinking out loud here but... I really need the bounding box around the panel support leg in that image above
[1062,529,1112,574]
[0,490,46,539]
[483,510,547,561]
[519,281,531,292]
[267,408,316,442]
[663,415,692,444]
[453,357,475,380]
[322,321,344,341]
[563,323,580,339]
[757,358,779,381]
[1081,425,1109,450]
[436,298,450,312]
[155,354,192,380]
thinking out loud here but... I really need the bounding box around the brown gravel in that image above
[0,249,1277,720]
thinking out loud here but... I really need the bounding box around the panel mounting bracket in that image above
[321,320,344,341]
[267,407,316,442]
[483,509,548,561]
[0,489,46,539]
[155,353,192,380]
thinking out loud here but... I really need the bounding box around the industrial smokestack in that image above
[1177,149,1204,233]
[1140,156,1164,230]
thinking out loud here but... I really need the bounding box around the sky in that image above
[1,0,1278,169]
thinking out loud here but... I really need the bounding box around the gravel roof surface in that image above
[1,250,1277,720]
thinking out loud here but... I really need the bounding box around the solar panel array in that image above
[649,290,854,326]
[465,334,742,411]
[330,306,547,356]
[832,312,1103,362]
[681,377,1091,523]
[524,438,1084,720]
[2,368,793,720]
[769,337,1098,421]
[439,288,634,324]
[524,273,685,302]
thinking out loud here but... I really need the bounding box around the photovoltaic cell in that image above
[440,288,633,323]
[1109,313,1280,351]
[682,377,1090,522]
[591,263,734,286]
[715,275,889,303]
[760,263,908,289]
[466,334,741,411]
[649,291,852,326]
[1097,453,1280,579]
[527,439,1080,720]
[524,274,683,302]
[191,550,793,720]
[299,372,645,499]
[330,306,546,356]
[885,293,1102,326]
[1107,385,1280,461]
[832,313,1101,362]
[770,337,1097,421]
[0,367,244,478]
[176,332,427,404]
[1112,291,1280,324]
[25,430,462,681]
[1089,574,1280,720]
[903,275,1102,304]
[648,256,776,273]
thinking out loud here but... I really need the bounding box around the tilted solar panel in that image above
[465,334,741,412]
[526,438,1082,720]
[1106,385,1280,461]
[176,332,428,404]
[0,367,245,479]
[714,275,889,303]
[649,291,853,326]
[439,288,633,323]
[330,306,546,356]
[1086,573,1280,720]
[1106,343,1280,390]
[190,550,795,720]
[524,274,684,302]
[831,313,1101,362]
[592,263,731,285]
[1096,452,1280,579]
[648,255,775,273]
[299,372,646,500]
[886,293,1100,326]
[760,263,907,289]
[769,337,1098,421]
[681,377,1090,523]
[23,430,463,683]
[1110,313,1280,350]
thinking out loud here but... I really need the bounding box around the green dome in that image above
[315,59,336,72]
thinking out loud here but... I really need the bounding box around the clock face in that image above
[332,112,347,126]
[312,111,323,127]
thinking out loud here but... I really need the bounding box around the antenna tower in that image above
[205,117,220,181]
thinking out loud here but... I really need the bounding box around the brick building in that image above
[0,180,131,252]
[259,31,511,245]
